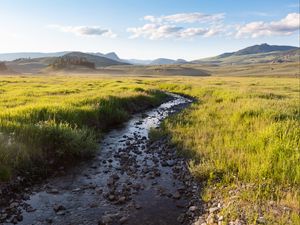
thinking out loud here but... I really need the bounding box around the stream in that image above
[1,93,202,225]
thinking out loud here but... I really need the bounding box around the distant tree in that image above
[50,56,95,69]
[0,62,7,71]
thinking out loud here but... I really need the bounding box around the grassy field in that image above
[84,62,299,77]
[154,76,300,224]
[0,73,299,223]
[0,75,168,181]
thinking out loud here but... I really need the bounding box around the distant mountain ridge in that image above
[0,51,125,62]
[234,43,297,55]
[4,51,129,74]
[217,44,298,58]
[0,51,188,65]
[149,58,188,65]
[193,43,299,65]
[0,43,298,71]
[63,52,129,67]
[0,52,69,61]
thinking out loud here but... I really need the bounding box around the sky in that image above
[0,0,299,60]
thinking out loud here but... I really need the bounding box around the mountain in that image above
[92,52,123,62]
[193,44,299,65]
[150,58,176,65]
[0,52,69,61]
[5,52,130,74]
[0,51,188,66]
[234,43,297,55]
[0,51,125,63]
[175,59,188,64]
[150,58,188,65]
[63,52,129,67]
[104,52,121,61]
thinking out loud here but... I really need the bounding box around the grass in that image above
[0,72,299,224]
[0,75,168,181]
[155,76,300,224]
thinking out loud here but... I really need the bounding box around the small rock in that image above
[10,217,18,224]
[119,216,129,224]
[26,206,36,212]
[189,206,198,212]
[135,204,142,209]
[89,202,98,208]
[207,213,215,224]
[0,213,7,220]
[256,216,266,224]
[16,214,23,222]
[9,202,19,208]
[167,160,175,166]
[107,177,114,186]
[193,217,206,225]
[209,207,219,213]
[173,191,181,199]
[72,188,81,192]
[53,204,66,212]
[177,214,185,223]
[46,218,53,224]
[108,195,115,201]
[56,211,66,216]
[47,188,59,194]
[100,215,112,225]
[112,174,120,180]
[118,196,126,204]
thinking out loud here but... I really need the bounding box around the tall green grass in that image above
[0,75,167,181]
[157,77,300,223]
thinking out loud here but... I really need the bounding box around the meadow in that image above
[0,75,168,180]
[155,76,300,224]
[0,73,299,224]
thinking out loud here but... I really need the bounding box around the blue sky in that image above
[0,0,299,60]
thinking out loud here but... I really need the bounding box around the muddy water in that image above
[3,93,201,225]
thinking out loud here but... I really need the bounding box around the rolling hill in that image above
[62,52,129,67]
[5,52,129,74]
[193,44,299,65]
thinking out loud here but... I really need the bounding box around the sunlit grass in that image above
[0,75,167,181]
[157,76,300,224]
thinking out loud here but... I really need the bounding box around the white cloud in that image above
[144,12,225,24]
[127,24,183,40]
[128,12,225,40]
[127,23,223,40]
[49,25,117,38]
[129,12,300,40]
[236,13,300,38]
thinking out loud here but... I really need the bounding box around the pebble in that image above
[47,189,59,194]
[173,191,181,199]
[189,206,198,212]
[119,216,129,224]
[256,216,266,224]
[135,204,142,209]
[207,213,215,224]
[99,215,112,225]
[209,207,219,213]
[53,204,66,213]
